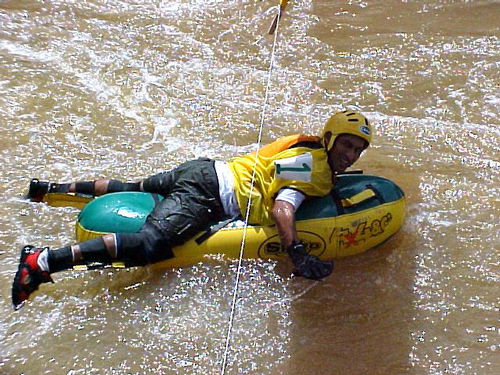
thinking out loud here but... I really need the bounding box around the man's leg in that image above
[26,163,188,202]
[11,193,213,310]
[27,179,143,202]
[26,160,192,202]
[11,234,115,309]
[11,226,163,310]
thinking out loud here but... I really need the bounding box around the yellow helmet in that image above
[322,110,373,152]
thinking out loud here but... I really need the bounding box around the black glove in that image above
[286,242,333,280]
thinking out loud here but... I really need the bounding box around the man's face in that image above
[328,134,367,173]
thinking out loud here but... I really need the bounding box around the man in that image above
[12,110,372,309]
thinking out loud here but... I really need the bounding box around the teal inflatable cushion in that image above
[78,192,163,233]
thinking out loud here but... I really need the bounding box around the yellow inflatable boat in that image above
[45,174,405,269]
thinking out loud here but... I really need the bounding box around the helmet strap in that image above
[327,137,335,152]
[323,132,335,152]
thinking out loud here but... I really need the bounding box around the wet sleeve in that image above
[275,188,306,211]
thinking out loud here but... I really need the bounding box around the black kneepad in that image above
[107,180,141,193]
[75,181,96,195]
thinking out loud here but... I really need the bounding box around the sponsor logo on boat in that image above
[258,231,326,260]
[330,213,393,248]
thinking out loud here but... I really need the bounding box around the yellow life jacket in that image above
[228,135,333,225]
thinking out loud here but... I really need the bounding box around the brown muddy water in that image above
[0,0,498,374]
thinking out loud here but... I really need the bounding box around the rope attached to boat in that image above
[219,2,287,374]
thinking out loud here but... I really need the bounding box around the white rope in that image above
[219,6,283,375]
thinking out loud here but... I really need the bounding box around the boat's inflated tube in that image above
[74,174,405,269]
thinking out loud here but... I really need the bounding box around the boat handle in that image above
[341,188,376,207]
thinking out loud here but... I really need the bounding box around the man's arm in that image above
[271,200,298,249]
[271,198,334,280]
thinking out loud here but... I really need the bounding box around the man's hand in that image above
[272,199,333,280]
[286,242,333,280]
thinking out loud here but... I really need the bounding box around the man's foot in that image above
[26,179,50,202]
[12,245,53,310]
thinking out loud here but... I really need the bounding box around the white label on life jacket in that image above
[274,152,313,182]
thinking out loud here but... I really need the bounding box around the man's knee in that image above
[141,226,174,263]
[142,171,176,195]
[116,226,173,266]
[107,180,141,193]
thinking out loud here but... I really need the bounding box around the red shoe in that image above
[12,245,53,310]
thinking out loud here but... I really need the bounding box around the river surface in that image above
[0,0,498,374]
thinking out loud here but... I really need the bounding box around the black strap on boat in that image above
[330,190,345,215]
[195,214,240,245]
[366,184,385,204]
[338,169,364,175]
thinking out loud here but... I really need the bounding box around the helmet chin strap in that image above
[323,132,336,152]
[326,136,335,152]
